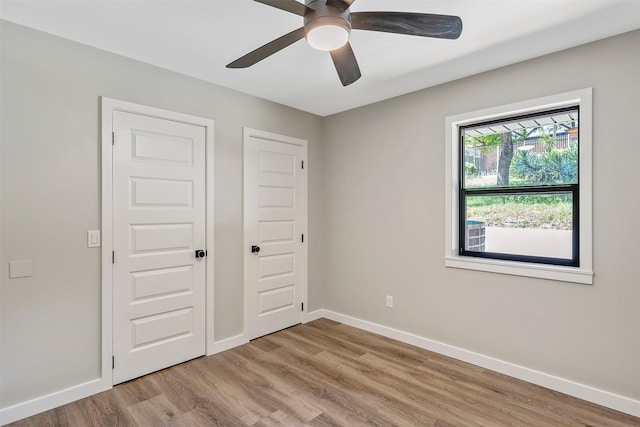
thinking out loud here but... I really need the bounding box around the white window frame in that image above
[444,88,593,284]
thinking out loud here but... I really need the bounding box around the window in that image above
[445,89,593,284]
[460,107,579,266]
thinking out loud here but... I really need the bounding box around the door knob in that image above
[251,245,261,254]
[195,249,207,259]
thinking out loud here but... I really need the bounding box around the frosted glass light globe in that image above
[306,24,350,51]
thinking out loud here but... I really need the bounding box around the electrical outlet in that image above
[386,295,393,308]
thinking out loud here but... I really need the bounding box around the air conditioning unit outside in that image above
[466,220,486,252]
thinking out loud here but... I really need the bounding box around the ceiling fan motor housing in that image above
[304,0,352,40]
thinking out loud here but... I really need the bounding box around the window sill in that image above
[445,256,593,285]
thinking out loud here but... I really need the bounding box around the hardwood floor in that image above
[8,319,639,426]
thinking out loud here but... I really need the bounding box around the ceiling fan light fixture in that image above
[228,1,464,86]
[305,17,350,51]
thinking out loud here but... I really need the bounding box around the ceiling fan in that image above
[226,0,463,86]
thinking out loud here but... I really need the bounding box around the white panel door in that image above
[112,111,206,384]
[244,129,307,340]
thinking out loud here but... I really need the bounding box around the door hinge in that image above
[301,234,304,243]
[301,302,304,311]
[301,160,304,170]
[112,132,115,146]
[112,251,115,264]
[112,356,115,369]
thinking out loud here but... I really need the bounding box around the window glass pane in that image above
[463,109,579,189]
[464,193,573,260]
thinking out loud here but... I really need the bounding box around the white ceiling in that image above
[1,0,639,116]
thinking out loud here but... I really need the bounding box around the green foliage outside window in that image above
[510,141,578,185]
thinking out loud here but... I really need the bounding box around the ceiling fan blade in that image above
[351,12,463,39]
[226,27,306,68]
[325,0,355,12]
[253,0,314,16]
[330,42,361,86]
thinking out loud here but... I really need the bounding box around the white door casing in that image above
[243,128,308,340]
[101,98,214,387]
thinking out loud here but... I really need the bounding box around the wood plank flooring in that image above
[7,318,639,426]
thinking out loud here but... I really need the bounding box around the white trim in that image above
[444,88,593,284]
[303,309,325,323]
[322,310,640,418]
[100,98,215,380]
[100,97,116,396]
[244,128,308,147]
[204,109,216,356]
[0,331,251,426]
[242,127,308,339]
[207,334,250,355]
[0,379,104,425]
[4,310,638,421]
[444,256,593,284]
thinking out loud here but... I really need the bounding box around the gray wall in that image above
[322,29,640,400]
[0,20,324,407]
[1,17,638,413]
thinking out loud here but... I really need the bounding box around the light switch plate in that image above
[10,260,33,279]
[88,230,101,248]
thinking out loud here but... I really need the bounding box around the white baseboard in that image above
[4,312,637,423]
[322,309,640,418]
[2,333,249,424]
[0,378,108,426]
[206,333,249,356]
[303,309,324,323]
